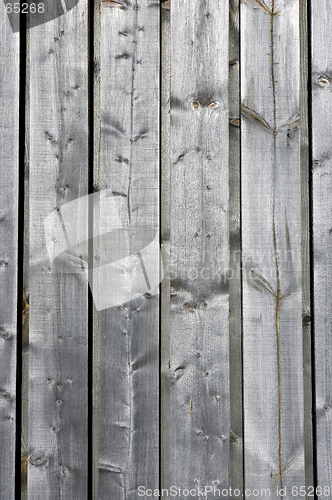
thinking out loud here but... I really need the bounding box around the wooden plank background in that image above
[28,2,89,498]
[93,1,160,499]
[311,0,332,492]
[0,4,19,499]
[0,0,332,498]
[164,0,230,494]
[241,1,305,496]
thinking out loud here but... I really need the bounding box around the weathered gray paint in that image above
[27,3,89,498]
[161,1,171,495]
[311,0,332,490]
[241,0,305,496]
[229,0,243,494]
[22,23,31,500]
[92,4,101,498]
[0,1,329,498]
[93,1,160,499]
[166,0,230,493]
[0,7,20,500]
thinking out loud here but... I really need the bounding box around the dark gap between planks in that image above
[88,0,95,498]
[16,6,27,500]
[307,0,318,496]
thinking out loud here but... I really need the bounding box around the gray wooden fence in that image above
[0,0,332,499]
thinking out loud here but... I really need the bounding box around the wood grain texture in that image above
[166,0,230,493]
[0,1,320,497]
[92,3,101,499]
[311,0,332,490]
[22,23,31,500]
[229,0,243,494]
[0,7,20,500]
[93,1,160,498]
[27,2,89,498]
[241,0,305,496]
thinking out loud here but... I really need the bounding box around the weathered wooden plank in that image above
[311,0,332,491]
[241,0,305,496]
[27,2,89,498]
[165,0,230,493]
[229,0,243,494]
[92,3,101,499]
[22,29,30,497]
[0,6,20,500]
[93,1,160,498]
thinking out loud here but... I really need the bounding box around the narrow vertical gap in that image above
[88,1,95,498]
[300,0,316,497]
[238,1,245,495]
[160,1,171,496]
[16,6,27,500]
[307,0,318,496]
[159,0,162,494]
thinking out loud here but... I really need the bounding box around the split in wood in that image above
[241,104,300,135]
[101,0,127,8]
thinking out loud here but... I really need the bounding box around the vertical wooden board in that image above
[311,0,332,490]
[241,0,305,496]
[229,0,243,494]
[22,21,31,499]
[166,0,230,493]
[0,6,19,500]
[27,2,89,498]
[22,38,30,496]
[94,1,160,498]
[299,0,314,493]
